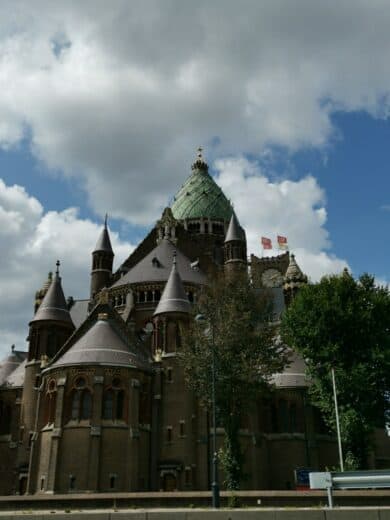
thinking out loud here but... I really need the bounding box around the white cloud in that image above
[0,178,134,357]
[214,157,349,279]
[0,2,390,223]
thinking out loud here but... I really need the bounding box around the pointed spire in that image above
[225,212,243,243]
[191,146,208,173]
[31,262,74,325]
[284,254,308,285]
[154,252,191,317]
[93,216,114,253]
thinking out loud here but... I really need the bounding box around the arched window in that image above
[278,399,289,432]
[102,381,125,421]
[44,381,57,425]
[71,390,80,420]
[0,400,11,435]
[116,390,124,420]
[290,403,297,433]
[68,377,92,422]
[103,390,114,420]
[81,391,92,420]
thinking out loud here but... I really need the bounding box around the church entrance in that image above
[163,473,177,491]
[18,475,27,495]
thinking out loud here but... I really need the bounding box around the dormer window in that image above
[152,257,160,268]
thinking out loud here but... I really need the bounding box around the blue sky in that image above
[1,0,390,353]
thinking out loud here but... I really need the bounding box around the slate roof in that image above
[69,299,90,329]
[0,348,28,386]
[112,238,206,288]
[154,254,191,316]
[225,212,243,243]
[272,351,309,388]
[31,271,74,326]
[4,359,27,387]
[171,159,233,221]
[50,316,148,370]
[94,224,113,253]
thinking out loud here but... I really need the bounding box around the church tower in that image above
[90,217,114,300]
[151,253,193,491]
[224,212,247,276]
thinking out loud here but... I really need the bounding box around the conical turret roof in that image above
[171,150,233,221]
[31,262,74,325]
[154,253,191,317]
[94,217,113,254]
[284,254,308,285]
[225,212,243,243]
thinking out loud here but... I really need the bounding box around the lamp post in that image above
[195,314,220,508]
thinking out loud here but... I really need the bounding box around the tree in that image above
[180,272,288,490]
[281,271,390,469]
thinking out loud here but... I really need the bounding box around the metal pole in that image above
[326,486,334,509]
[211,326,220,508]
[331,367,344,472]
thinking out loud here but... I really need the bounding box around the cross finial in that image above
[55,260,60,276]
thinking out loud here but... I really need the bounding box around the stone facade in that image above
[0,153,388,495]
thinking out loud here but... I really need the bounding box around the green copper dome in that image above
[171,157,233,221]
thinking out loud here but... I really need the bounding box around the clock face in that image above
[261,268,283,288]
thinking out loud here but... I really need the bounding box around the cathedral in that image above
[0,152,388,495]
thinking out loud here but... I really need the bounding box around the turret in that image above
[153,252,190,357]
[224,212,247,276]
[283,253,308,305]
[29,261,75,361]
[22,262,75,481]
[90,216,114,299]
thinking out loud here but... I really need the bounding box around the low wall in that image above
[0,490,390,511]
[0,507,390,519]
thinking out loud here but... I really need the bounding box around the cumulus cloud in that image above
[0,179,134,357]
[0,1,390,223]
[214,157,349,279]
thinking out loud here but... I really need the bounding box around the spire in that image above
[224,212,243,243]
[191,146,209,173]
[154,252,191,317]
[93,216,113,253]
[31,262,74,325]
[284,254,308,286]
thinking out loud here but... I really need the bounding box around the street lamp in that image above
[195,313,220,508]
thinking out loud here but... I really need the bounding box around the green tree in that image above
[180,272,288,490]
[281,271,390,468]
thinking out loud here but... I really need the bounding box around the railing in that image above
[309,469,390,508]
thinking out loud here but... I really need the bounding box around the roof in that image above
[171,159,233,221]
[50,316,148,370]
[284,254,308,284]
[4,358,27,387]
[154,254,191,317]
[225,212,243,243]
[112,238,206,288]
[31,269,74,326]
[0,348,27,386]
[94,223,113,254]
[272,351,309,388]
[69,299,90,329]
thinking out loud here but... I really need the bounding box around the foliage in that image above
[180,272,288,489]
[281,271,390,468]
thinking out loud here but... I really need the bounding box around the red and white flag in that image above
[261,237,272,250]
[277,235,288,249]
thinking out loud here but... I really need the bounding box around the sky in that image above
[1,0,390,356]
